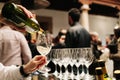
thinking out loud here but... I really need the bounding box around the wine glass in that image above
[52,49,60,77]
[83,48,95,80]
[36,31,52,74]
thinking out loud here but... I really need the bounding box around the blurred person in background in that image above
[89,31,103,75]
[105,34,114,46]
[99,39,114,78]
[90,31,102,60]
[109,26,120,71]
[65,8,91,48]
[52,28,67,49]
[65,8,94,78]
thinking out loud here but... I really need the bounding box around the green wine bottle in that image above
[1,2,42,33]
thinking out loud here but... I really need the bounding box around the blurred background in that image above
[0,0,120,45]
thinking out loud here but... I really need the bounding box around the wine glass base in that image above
[37,67,51,74]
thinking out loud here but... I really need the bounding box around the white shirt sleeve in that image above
[18,32,32,64]
[0,63,23,80]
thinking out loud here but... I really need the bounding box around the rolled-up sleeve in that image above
[0,63,23,80]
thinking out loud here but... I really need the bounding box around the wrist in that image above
[20,65,29,77]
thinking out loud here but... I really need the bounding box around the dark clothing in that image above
[52,43,66,49]
[65,23,91,48]
[114,61,120,70]
[28,42,40,57]
[91,42,102,59]
[25,33,40,57]
[109,38,120,71]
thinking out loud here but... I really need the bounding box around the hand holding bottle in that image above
[17,5,34,18]
[1,2,41,33]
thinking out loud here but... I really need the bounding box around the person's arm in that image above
[0,63,23,80]
[0,55,47,80]
[109,41,120,60]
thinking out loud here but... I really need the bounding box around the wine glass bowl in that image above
[36,31,52,55]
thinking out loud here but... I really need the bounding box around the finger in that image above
[37,61,47,69]
[17,5,33,18]
[37,57,46,64]
[33,55,43,61]
[34,55,47,61]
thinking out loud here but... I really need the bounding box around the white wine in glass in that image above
[37,45,51,56]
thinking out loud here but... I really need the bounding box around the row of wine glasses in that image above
[46,48,95,80]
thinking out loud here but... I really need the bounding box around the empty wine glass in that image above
[52,49,60,77]
[56,49,63,79]
[83,48,95,80]
[36,31,52,73]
